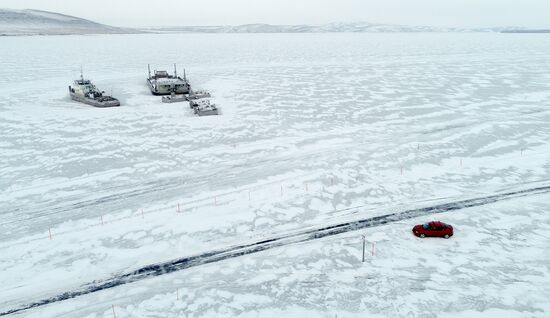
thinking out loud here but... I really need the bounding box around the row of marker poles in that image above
[45,147,532,243]
[399,157,475,175]
[51,148,532,241]
[76,144,525,232]
[49,208,147,238]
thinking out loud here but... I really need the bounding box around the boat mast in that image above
[174,63,177,77]
[148,64,151,78]
[183,68,187,82]
[80,65,84,82]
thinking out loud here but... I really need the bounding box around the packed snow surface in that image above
[0,33,549,317]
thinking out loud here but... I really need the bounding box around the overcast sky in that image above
[3,0,550,28]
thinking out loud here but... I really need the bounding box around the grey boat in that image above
[187,89,211,100]
[161,93,187,103]
[189,99,219,116]
[69,74,120,107]
[147,64,190,95]
[161,89,212,103]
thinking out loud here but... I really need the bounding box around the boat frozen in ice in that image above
[68,74,120,107]
[147,64,190,95]
[189,99,219,116]
[161,89,212,103]
[161,92,187,103]
[187,89,211,100]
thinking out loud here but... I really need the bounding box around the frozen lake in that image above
[0,33,549,317]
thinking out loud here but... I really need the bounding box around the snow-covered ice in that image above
[0,33,549,317]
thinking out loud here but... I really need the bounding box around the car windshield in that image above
[422,223,430,229]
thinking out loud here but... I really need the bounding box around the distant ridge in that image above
[142,22,528,34]
[0,9,139,35]
[0,8,543,36]
[500,29,550,33]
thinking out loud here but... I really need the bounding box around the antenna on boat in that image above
[183,68,187,82]
[80,65,84,82]
[148,64,151,78]
[174,63,177,77]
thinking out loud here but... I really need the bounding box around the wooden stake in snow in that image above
[48,228,52,240]
[280,185,283,196]
[372,242,375,256]
[112,304,117,318]
[101,215,104,225]
[248,190,251,201]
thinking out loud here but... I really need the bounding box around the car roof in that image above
[429,221,446,227]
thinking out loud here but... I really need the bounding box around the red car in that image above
[413,221,453,239]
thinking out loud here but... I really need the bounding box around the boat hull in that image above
[196,109,219,116]
[147,79,190,95]
[161,95,188,103]
[69,92,120,107]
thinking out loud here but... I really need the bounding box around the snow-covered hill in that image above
[0,9,138,36]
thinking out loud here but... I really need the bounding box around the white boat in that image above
[187,89,211,100]
[189,99,219,116]
[161,92,187,103]
[68,73,120,107]
[147,64,190,95]
[162,89,212,103]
